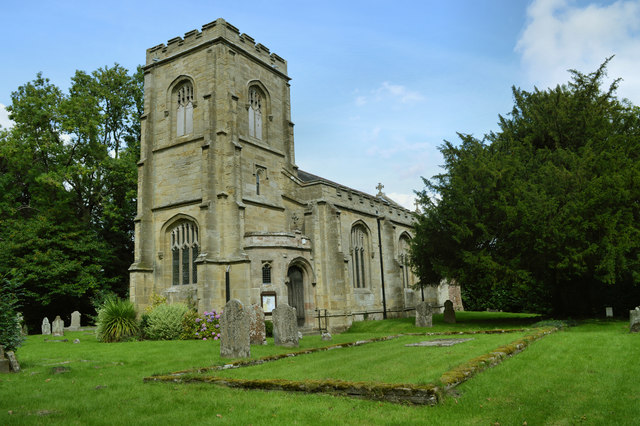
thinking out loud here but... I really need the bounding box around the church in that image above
[129,18,459,332]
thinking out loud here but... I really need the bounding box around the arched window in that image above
[248,87,263,140]
[170,221,199,285]
[176,82,193,137]
[399,235,412,288]
[351,225,370,288]
[262,262,272,284]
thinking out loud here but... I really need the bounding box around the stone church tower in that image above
[129,18,457,332]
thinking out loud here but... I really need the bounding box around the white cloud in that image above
[355,82,425,106]
[0,103,14,129]
[516,0,640,104]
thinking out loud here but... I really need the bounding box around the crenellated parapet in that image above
[145,18,287,74]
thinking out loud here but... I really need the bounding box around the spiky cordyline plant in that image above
[95,297,139,343]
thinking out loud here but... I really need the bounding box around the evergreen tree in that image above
[411,60,640,315]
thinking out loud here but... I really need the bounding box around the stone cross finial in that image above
[376,183,384,196]
[414,199,420,213]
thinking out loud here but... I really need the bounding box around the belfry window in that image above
[248,87,263,139]
[170,222,199,285]
[176,82,194,137]
[351,225,369,288]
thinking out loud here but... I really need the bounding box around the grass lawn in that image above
[1,312,639,425]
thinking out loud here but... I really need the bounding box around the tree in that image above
[411,60,640,316]
[0,65,141,327]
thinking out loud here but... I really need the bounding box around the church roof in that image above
[296,169,408,211]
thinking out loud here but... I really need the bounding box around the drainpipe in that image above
[225,265,230,302]
[377,217,387,319]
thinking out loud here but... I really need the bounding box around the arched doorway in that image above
[287,266,305,326]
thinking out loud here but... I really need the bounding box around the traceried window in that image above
[399,235,412,288]
[170,222,199,285]
[176,82,194,137]
[262,262,272,284]
[351,225,370,288]
[248,87,263,140]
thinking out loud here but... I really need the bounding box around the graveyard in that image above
[1,311,639,424]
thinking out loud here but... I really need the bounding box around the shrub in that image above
[0,277,24,352]
[182,310,222,341]
[95,297,140,342]
[180,309,200,340]
[145,303,190,340]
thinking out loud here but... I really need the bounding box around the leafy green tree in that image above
[0,65,141,327]
[411,60,640,315]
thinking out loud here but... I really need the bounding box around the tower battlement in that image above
[145,18,287,75]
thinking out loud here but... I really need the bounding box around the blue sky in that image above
[2,0,639,209]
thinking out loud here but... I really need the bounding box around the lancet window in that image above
[170,222,199,286]
[248,87,263,139]
[176,82,194,137]
[399,235,412,288]
[351,225,370,288]
[262,262,272,284]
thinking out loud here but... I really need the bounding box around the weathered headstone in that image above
[605,307,613,318]
[0,345,9,374]
[6,351,20,373]
[630,307,640,333]
[415,301,433,327]
[52,316,65,337]
[42,317,51,335]
[69,311,81,331]
[248,304,267,345]
[17,313,27,336]
[272,303,299,347]
[443,299,456,324]
[220,299,250,358]
[321,332,332,341]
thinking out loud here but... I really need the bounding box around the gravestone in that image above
[630,307,640,333]
[605,307,613,318]
[52,316,65,336]
[17,313,27,335]
[415,301,433,327]
[0,345,9,374]
[248,304,267,345]
[272,303,299,347]
[69,311,81,331]
[321,332,332,341]
[6,351,20,373]
[443,299,456,324]
[42,317,51,335]
[220,299,250,358]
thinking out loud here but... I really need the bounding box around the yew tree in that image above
[411,60,640,315]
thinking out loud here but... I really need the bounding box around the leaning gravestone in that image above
[443,299,456,324]
[6,351,20,373]
[415,301,433,327]
[69,311,81,331]
[52,316,65,337]
[272,303,299,348]
[220,299,250,358]
[630,307,640,333]
[248,304,266,345]
[42,317,51,335]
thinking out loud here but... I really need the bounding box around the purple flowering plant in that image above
[195,310,221,341]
